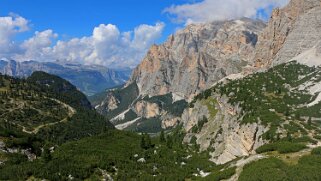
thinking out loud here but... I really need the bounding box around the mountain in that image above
[129,17,266,99]
[0,60,132,96]
[88,0,321,179]
[254,0,321,67]
[179,0,321,179]
[91,18,266,132]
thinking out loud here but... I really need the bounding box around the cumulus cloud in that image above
[46,22,165,67]
[0,14,165,68]
[164,0,289,24]
[0,14,29,56]
[17,30,58,60]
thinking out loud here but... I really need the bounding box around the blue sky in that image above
[0,0,180,42]
[0,0,289,68]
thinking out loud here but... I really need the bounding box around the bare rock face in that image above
[182,95,267,164]
[106,93,120,111]
[128,18,266,99]
[161,117,180,129]
[96,92,119,112]
[254,0,321,67]
[134,101,160,119]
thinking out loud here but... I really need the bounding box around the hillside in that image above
[0,72,114,169]
[0,129,234,180]
[183,61,321,179]
[0,60,131,96]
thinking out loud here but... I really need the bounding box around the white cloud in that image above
[47,22,165,67]
[164,0,289,24]
[0,14,165,68]
[18,30,58,60]
[0,14,29,55]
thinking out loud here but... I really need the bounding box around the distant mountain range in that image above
[0,60,132,95]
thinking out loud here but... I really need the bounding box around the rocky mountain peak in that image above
[128,18,266,99]
[254,0,321,67]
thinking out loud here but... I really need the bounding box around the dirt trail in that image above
[21,98,76,134]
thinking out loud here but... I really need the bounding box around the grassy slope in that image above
[0,72,114,165]
[239,147,321,181]
[0,130,235,180]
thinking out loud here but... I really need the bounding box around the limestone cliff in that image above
[93,18,265,132]
[182,95,267,164]
[128,18,265,99]
[254,0,321,67]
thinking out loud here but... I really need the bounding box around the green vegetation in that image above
[201,167,236,181]
[0,74,70,132]
[0,130,224,180]
[125,116,163,133]
[201,96,218,118]
[192,116,209,133]
[256,141,307,154]
[0,73,235,180]
[142,93,188,117]
[0,72,113,167]
[191,61,321,142]
[2,60,321,180]
[239,147,321,181]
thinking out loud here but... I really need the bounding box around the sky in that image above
[0,0,289,68]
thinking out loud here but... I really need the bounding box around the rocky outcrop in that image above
[182,95,267,164]
[97,92,120,111]
[254,0,321,67]
[128,18,266,99]
[161,117,180,129]
[134,101,160,119]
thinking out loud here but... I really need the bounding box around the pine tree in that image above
[287,132,292,142]
[140,133,152,150]
[166,135,173,149]
[160,130,166,143]
[140,134,146,149]
[308,117,312,126]
[42,146,52,162]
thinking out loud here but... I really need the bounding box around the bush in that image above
[311,147,321,155]
[203,167,236,181]
[240,147,321,181]
[256,141,306,154]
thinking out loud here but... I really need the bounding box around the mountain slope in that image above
[183,61,321,165]
[92,18,266,132]
[0,72,114,166]
[0,60,131,95]
[91,83,188,133]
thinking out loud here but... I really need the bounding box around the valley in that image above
[1,0,321,180]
